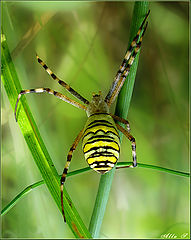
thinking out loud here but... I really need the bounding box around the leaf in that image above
[1,33,92,239]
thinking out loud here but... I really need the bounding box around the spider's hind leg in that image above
[111,114,130,133]
[60,128,84,222]
[115,123,137,169]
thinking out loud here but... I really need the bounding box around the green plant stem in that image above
[88,2,150,238]
[1,162,189,217]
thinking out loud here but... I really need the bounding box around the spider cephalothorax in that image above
[86,92,109,116]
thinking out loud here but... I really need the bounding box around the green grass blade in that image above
[1,180,44,217]
[1,161,189,217]
[116,162,190,178]
[1,34,92,239]
[89,2,149,238]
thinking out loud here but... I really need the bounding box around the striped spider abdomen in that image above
[82,113,120,174]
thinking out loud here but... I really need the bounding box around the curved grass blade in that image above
[1,33,92,239]
[2,161,189,217]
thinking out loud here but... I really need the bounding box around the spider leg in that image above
[36,54,89,105]
[110,114,130,133]
[60,128,84,222]
[115,123,137,168]
[14,88,87,122]
[105,10,150,106]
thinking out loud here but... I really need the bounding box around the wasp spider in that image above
[15,10,150,222]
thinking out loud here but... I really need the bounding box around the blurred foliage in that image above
[1,1,189,239]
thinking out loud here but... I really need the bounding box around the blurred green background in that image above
[1,2,189,239]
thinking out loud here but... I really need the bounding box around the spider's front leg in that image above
[60,128,84,222]
[14,88,87,122]
[115,123,137,169]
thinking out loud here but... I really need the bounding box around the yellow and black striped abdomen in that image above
[82,113,120,174]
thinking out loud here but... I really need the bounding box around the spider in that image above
[15,10,150,222]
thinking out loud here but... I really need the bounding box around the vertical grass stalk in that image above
[89,2,149,238]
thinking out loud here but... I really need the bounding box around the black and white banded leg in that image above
[116,123,137,168]
[14,88,87,122]
[60,128,84,222]
[111,114,131,133]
